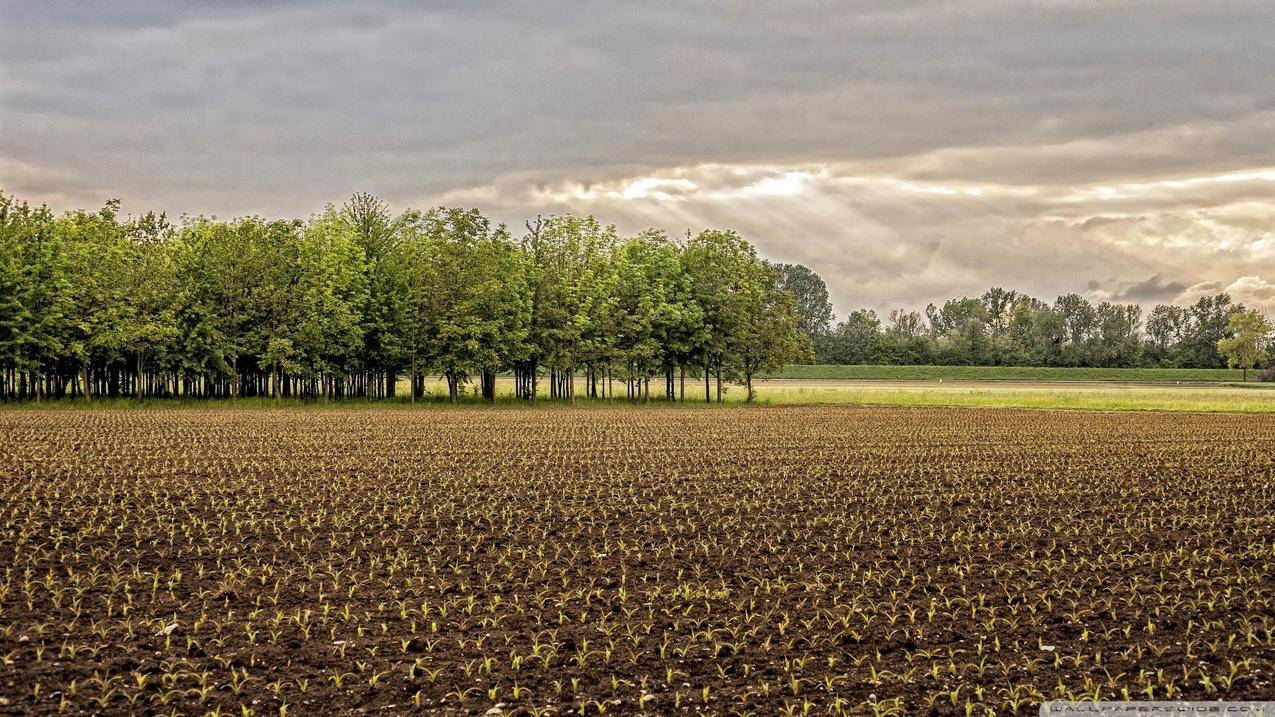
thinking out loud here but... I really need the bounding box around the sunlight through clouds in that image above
[4,1,1275,315]
[440,160,1275,315]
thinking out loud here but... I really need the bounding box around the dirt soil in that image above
[2,405,1274,715]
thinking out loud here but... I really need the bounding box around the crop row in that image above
[1,406,1273,714]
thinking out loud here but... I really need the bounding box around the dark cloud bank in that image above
[3,1,1275,314]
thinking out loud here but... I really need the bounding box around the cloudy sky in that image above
[3,1,1275,317]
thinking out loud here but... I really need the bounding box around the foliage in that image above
[766,364,1250,382]
[774,262,834,338]
[5,186,1258,401]
[0,190,805,403]
[816,286,1250,370]
[1216,308,1272,380]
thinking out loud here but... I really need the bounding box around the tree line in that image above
[777,266,1271,374]
[6,188,1268,404]
[0,191,810,403]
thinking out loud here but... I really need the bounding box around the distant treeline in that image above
[0,191,809,403]
[775,265,1259,370]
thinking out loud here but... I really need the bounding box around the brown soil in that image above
[1,406,1273,715]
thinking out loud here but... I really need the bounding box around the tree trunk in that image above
[679,364,685,402]
[704,356,711,403]
[745,372,755,403]
[482,368,496,402]
[81,363,92,401]
[715,364,722,403]
[410,353,418,403]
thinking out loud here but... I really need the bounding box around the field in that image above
[3,406,1275,715]
[766,364,1251,382]
[9,377,1275,414]
[746,379,1275,413]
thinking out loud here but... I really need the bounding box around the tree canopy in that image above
[3,189,1267,403]
[812,286,1260,371]
[0,190,808,402]
[1217,308,1272,381]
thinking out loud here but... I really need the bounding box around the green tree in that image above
[610,230,695,400]
[1217,309,1271,381]
[522,214,617,401]
[1183,294,1238,368]
[1146,304,1189,366]
[1094,301,1142,368]
[0,192,44,398]
[774,263,834,339]
[343,193,411,398]
[412,207,529,403]
[10,198,73,400]
[684,229,756,402]
[292,209,368,398]
[728,262,812,402]
[820,310,882,364]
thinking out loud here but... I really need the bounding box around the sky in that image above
[3,1,1275,318]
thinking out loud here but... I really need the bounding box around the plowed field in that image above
[2,406,1274,715]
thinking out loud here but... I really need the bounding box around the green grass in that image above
[7,380,1275,413]
[766,364,1250,382]
[747,382,1275,413]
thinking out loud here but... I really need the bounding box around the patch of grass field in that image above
[749,382,1275,413]
[767,364,1250,382]
[7,378,1275,413]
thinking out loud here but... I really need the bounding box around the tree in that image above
[610,230,688,401]
[1145,304,1189,366]
[774,263,834,339]
[728,262,811,402]
[818,310,882,365]
[1093,301,1142,367]
[0,192,44,399]
[522,215,617,402]
[1217,309,1271,382]
[410,207,529,403]
[927,298,991,365]
[875,309,934,365]
[115,212,180,397]
[291,209,368,398]
[1051,294,1098,366]
[980,287,1021,336]
[684,229,756,402]
[13,183,1275,403]
[343,193,411,398]
[1182,294,1239,368]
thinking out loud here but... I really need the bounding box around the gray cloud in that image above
[3,1,1275,313]
[1112,275,1189,304]
[1085,274,1190,305]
